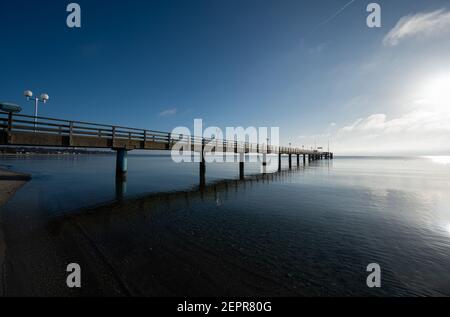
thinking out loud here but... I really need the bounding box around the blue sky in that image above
[1,0,449,154]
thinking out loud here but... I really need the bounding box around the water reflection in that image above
[108,165,306,210]
[115,176,127,200]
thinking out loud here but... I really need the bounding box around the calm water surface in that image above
[0,155,449,296]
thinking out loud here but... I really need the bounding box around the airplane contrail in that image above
[318,0,358,27]
[301,0,358,42]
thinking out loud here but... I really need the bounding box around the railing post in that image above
[112,126,116,144]
[167,133,172,149]
[69,121,73,139]
[7,113,13,132]
[69,121,74,145]
[144,130,147,143]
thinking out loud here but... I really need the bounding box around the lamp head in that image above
[40,93,49,103]
[24,90,33,98]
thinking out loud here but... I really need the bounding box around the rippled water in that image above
[1,155,449,296]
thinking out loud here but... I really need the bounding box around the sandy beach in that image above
[0,168,30,296]
[0,169,31,207]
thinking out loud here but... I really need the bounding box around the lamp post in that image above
[24,90,49,131]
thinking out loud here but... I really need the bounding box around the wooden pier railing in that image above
[0,111,328,155]
[0,111,333,181]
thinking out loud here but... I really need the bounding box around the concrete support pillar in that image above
[297,154,300,167]
[262,154,267,174]
[116,148,128,180]
[239,153,245,180]
[288,154,292,169]
[278,153,282,171]
[303,154,306,165]
[200,162,206,187]
[200,139,206,187]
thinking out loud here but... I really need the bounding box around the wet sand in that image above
[0,168,30,296]
[0,169,31,207]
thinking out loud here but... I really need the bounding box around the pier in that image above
[0,112,333,182]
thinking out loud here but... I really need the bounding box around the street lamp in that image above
[24,90,49,130]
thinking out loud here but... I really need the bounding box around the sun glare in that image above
[425,156,450,165]
[420,74,450,113]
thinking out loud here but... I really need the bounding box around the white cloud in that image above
[333,109,450,155]
[159,108,177,117]
[340,111,450,134]
[383,9,450,46]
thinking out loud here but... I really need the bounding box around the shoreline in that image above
[0,169,31,207]
[0,168,31,296]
